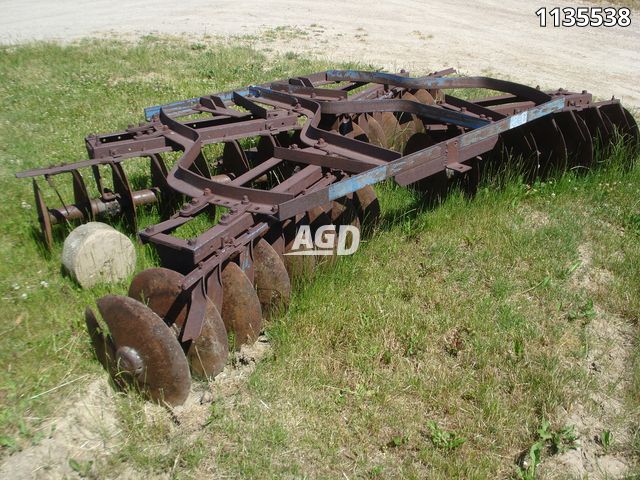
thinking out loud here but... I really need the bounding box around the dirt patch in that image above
[538,243,636,478]
[0,336,271,478]
[539,311,635,479]
[0,379,119,479]
[573,243,614,293]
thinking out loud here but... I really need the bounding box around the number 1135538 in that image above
[535,7,631,27]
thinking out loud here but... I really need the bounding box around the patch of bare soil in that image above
[0,336,271,478]
[0,379,120,480]
[539,245,636,479]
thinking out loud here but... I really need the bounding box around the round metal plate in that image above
[413,89,436,105]
[345,122,369,143]
[253,239,291,318]
[554,110,591,170]
[622,107,640,144]
[129,267,229,377]
[221,262,263,349]
[365,114,387,148]
[85,307,116,375]
[380,112,401,150]
[403,133,448,202]
[187,301,229,378]
[33,180,53,250]
[283,215,317,281]
[354,185,381,228]
[128,267,187,326]
[528,117,568,177]
[330,195,361,230]
[96,295,191,406]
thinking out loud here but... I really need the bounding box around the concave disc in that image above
[128,267,187,325]
[403,133,448,203]
[600,104,640,157]
[354,185,381,229]
[413,89,436,105]
[579,107,612,154]
[308,205,338,265]
[330,195,361,230]
[85,307,116,376]
[253,239,291,318]
[401,92,426,134]
[96,295,191,406]
[33,180,53,250]
[553,110,591,170]
[365,114,387,148]
[221,262,263,349]
[622,107,640,145]
[526,117,567,177]
[128,267,229,378]
[283,215,317,282]
[345,122,369,143]
[188,302,229,378]
[380,112,401,150]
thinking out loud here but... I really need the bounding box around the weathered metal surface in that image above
[96,295,191,406]
[17,68,638,404]
[253,238,291,318]
[221,262,263,349]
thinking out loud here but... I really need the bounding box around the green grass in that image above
[1,38,639,478]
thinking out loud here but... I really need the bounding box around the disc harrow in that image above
[17,69,638,405]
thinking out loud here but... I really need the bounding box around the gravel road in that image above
[1,1,638,106]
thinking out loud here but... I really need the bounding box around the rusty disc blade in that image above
[33,180,53,250]
[254,239,291,318]
[413,89,436,105]
[365,114,387,148]
[357,114,370,138]
[85,307,117,376]
[553,110,592,170]
[353,185,381,229]
[380,112,401,150]
[402,91,419,102]
[573,113,594,169]
[403,133,448,202]
[308,205,338,265]
[128,267,187,326]
[579,107,613,154]
[345,122,369,143]
[528,117,568,177]
[129,267,229,377]
[622,107,640,145]
[501,125,541,179]
[404,132,436,155]
[401,92,425,134]
[96,295,191,406]
[600,104,639,155]
[330,195,361,230]
[283,215,317,281]
[221,262,263,349]
[187,301,229,378]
